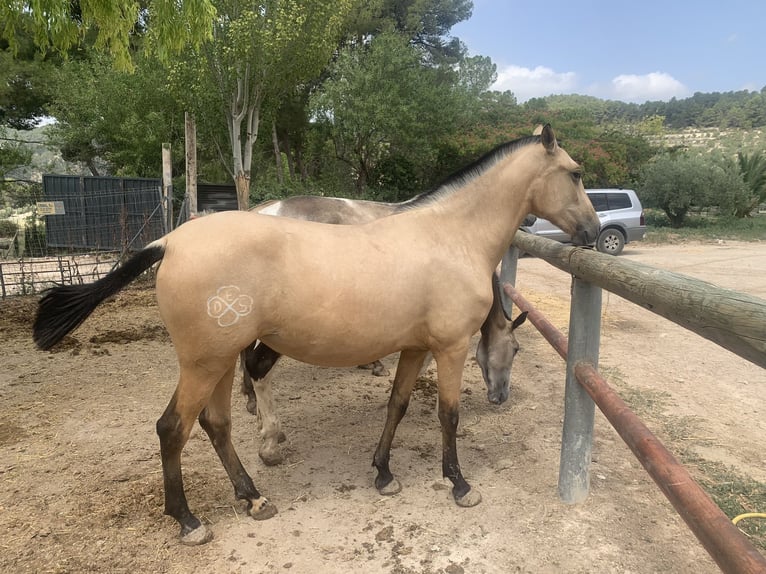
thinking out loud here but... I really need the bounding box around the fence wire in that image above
[1,182,167,298]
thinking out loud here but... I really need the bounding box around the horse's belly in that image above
[260,325,419,367]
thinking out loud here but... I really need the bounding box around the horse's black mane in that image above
[395,134,541,211]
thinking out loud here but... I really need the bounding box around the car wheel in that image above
[597,228,625,255]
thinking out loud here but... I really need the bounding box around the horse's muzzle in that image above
[487,387,510,405]
[571,223,599,247]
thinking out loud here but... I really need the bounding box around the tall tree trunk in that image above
[228,90,261,211]
[295,147,308,182]
[282,132,296,181]
[272,121,284,185]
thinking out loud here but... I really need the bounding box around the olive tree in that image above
[639,153,750,226]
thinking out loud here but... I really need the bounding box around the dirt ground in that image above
[1,240,764,574]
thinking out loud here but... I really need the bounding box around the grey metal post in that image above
[558,276,601,503]
[500,245,520,317]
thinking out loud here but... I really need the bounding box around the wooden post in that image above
[184,113,197,216]
[558,277,601,503]
[500,245,520,317]
[162,143,173,233]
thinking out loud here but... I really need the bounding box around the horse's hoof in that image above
[371,364,390,377]
[180,524,213,546]
[249,497,278,521]
[377,478,402,496]
[245,397,258,415]
[454,487,482,507]
[278,431,287,443]
[259,448,283,466]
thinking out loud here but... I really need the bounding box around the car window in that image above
[606,193,632,210]
[587,193,609,211]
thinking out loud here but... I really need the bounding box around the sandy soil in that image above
[0,240,764,574]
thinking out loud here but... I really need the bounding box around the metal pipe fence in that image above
[501,233,766,573]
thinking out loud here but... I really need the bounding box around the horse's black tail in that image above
[33,242,166,350]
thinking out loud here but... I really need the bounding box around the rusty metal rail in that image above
[505,283,766,574]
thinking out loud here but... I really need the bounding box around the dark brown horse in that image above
[34,125,599,545]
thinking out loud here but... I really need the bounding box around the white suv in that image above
[523,188,645,255]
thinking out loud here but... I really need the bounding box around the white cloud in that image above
[492,65,577,102]
[608,72,689,103]
[491,65,690,104]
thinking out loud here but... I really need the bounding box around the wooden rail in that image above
[511,231,766,369]
[500,232,766,574]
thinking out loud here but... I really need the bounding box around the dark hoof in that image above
[249,497,278,521]
[180,524,213,546]
[278,431,287,443]
[454,487,482,507]
[245,395,258,415]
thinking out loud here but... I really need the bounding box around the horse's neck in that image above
[428,166,534,269]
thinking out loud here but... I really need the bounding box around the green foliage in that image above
[169,0,354,207]
[1,0,216,72]
[0,41,56,129]
[0,127,33,181]
[47,52,185,177]
[638,153,751,227]
[310,31,467,194]
[23,216,47,257]
[0,218,18,236]
[345,0,472,64]
[737,151,766,214]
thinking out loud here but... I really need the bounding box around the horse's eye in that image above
[571,171,582,182]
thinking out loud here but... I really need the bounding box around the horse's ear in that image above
[512,310,528,330]
[541,124,557,153]
[532,124,544,136]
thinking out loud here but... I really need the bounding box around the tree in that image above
[345,0,472,64]
[47,52,185,177]
[638,153,749,226]
[736,151,766,216]
[0,37,55,129]
[1,0,216,71]
[310,31,472,195]
[171,0,353,209]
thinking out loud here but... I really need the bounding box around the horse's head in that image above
[476,275,528,405]
[526,125,600,246]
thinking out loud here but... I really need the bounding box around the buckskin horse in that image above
[34,125,599,545]
[242,194,531,465]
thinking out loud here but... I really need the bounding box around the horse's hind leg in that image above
[251,353,285,466]
[199,364,278,521]
[372,349,428,496]
[156,365,221,545]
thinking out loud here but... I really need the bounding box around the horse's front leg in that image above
[241,341,281,417]
[199,364,277,522]
[240,344,258,415]
[372,349,428,496]
[434,343,482,507]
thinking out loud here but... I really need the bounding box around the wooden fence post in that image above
[162,143,173,233]
[184,113,197,216]
[558,277,601,503]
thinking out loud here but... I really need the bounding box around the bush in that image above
[0,219,19,237]
[24,219,47,257]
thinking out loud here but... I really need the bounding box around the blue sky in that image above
[450,0,766,103]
